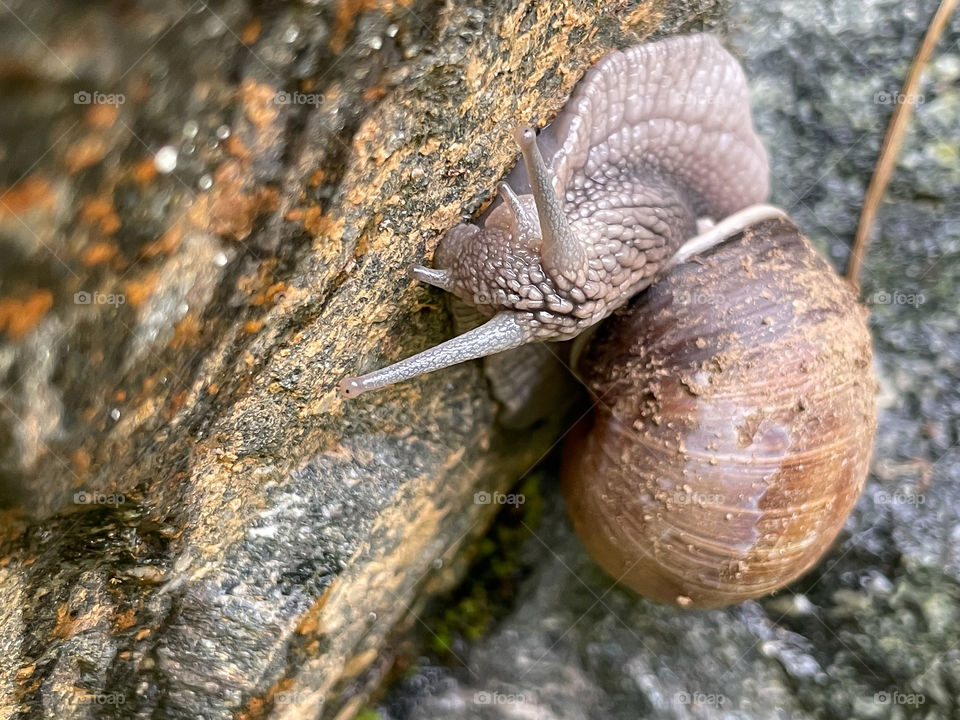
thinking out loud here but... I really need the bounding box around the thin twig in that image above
[846,0,958,289]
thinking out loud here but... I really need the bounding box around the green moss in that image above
[426,473,546,658]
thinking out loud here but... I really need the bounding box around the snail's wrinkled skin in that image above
[435,34,769,336]
[341,34,771,397]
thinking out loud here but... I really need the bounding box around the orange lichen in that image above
[81,242,119,266]
[114,609,136,631]
[140,225,183,259]
[64,136,108,172]
[188,160,279,240]
[239,697,265,720]
[301,206,326,235]
[166,390,187,417]
[170,314,203,349]
[84,103,119,129]
[123,271,159,309]
[226,134,249,158]
[247,281,288,308]
[308,168,326,187]
[241,16,262,44]
[352,234,369,259]
[0,290,53,339]
[329,0,379,53]
[72,448,92,474]
[50,605,75,639]
[132,157,158,186]
[80,197,122,234]
[50,602,108,640]
[464,58,487,90]
[363,84,387,101]
[240,78,280,130]
[620,3,665,36]
[296,582,334,635]
[0,175,56,218]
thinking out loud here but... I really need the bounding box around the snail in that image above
[339,33,776,400]
[340,34,876,608]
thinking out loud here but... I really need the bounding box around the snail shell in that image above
[563,217,876,608]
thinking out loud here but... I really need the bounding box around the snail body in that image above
[341,34,877,607]
[340,34,770,398]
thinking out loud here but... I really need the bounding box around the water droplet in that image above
[204,16,225,37]
[154,146,178,174]
[216,125,231,140]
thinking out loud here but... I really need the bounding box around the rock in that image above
[0,1,715,719]
[378,1,960,718]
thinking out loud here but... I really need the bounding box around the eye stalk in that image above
[513,126,587,289]
[338,312,529,398]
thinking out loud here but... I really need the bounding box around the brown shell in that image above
[563,218,876,608]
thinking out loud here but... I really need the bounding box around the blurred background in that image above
[0,1,957,719]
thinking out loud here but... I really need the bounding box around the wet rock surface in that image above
[0,1,719,718]
[379,1,960,719]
